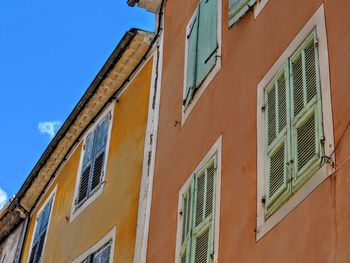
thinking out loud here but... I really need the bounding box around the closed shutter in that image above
[184,9,199,106]
[29,197,54,263]
[180,179,194,263]
[92,242,111,263]
[91,115,110,192]
[191,161,215,263]
[265,68,291,217]
[290,32,322,190]
[196,0,218,88]
[77,133,95,204]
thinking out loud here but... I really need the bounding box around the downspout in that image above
[14,201,30,263]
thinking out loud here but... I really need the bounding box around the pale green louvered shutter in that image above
[77,132,95,205]
[229,0,256,26]
[196,0,218,88]
[290,32,323,190]
[90,114,111,192]
[265,68,292,218]
[191,161,215,263]
[184,9,199,106]
[180,179,194,263]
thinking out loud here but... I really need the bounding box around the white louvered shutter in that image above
[290,32,323,190]
[265,68,291,217]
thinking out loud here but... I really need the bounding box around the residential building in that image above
[129,0,350,262]
[0,28,162,263]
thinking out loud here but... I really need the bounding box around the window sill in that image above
[256,163,333,240]
[69,186,104,224]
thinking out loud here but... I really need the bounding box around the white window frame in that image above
[182,0,222,125]
[70,102,116,223]
[175,135,222,263]
[27,186,57,263]
[72,227,116,263]
[253,0,269,18]
[256,3,335,240]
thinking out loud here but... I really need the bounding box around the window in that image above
[73,227,116,263]
[256,4,334,240]
[178,157,217,263]
[184,0,218,108]
[228,0,256,27]
[28,193,55,263]
[80,241,112,263]
[75,112,111,209]
[263,31,323,218]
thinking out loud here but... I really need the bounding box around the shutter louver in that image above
[268,144,286,198]
[196,0,217,88]
[185,11,199,105]
[296,114,317,171]
[291,33,322,188]
[194,228,210,263]
[265,69,290,216]
[195,174,205,227]
[205,165,215,218]
[292,54,304,117]
[78,166,91,204]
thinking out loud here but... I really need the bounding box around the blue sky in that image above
[0,0,154,207]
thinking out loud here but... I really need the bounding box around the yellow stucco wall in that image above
[20,57,153,263]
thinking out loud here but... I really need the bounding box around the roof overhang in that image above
[0,28,154,243]
[127,0,162,13]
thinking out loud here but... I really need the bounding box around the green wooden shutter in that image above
[265,68,291,218]
[90,114,110,192]
[196,0,218,88]
[191,160,216,263]
[184,9,199,106]
[77,132,95,204]
[229,0,256,26]
[180,178,194,263]
[290,32,323,190]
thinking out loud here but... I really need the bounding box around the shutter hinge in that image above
[261,104,266,111]
[261,195,266,204]
[320,136,326,145]
[179,209,183,216]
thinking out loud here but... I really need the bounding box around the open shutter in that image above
[192,161,216,263]
[77,133,95,204]
[290,32,322,190]
[229,0,256,26]
[265,68,291,217]
[91,115,110,192]
[196,0,218,88]
[184,9,199,106]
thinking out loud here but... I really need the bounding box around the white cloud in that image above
[38,121,61,139]
[0,188,8,209]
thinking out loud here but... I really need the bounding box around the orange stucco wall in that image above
[20,57,153,263]
[147,0,350,262]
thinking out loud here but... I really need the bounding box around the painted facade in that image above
[2,0,350,262]
[130,0,350,262]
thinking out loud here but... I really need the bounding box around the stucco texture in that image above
[20,58,153,263]
[146,0,350,262]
